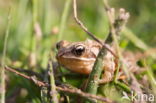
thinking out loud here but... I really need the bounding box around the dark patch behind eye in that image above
[56,43,60,49]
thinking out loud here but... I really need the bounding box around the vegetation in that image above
[0,0,156,103]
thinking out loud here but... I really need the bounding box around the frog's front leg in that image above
[98,50,116,84]
[98,70,114,84]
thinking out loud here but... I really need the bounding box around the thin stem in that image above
[114,81,131,93]
[0,8,11,103]
[57,0,72,41]
[49,60,59,103]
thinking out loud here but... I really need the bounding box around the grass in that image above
[57,0,72,42]
[0,8,11,103]
[0,0,156,103]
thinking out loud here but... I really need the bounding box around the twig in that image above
[57,85,113,103]
[73,1,117,103]
[5,66,47,87]
[5,66,114,103]
[7,66,42,78]
[0,8,11,103]
[73,0,117,58]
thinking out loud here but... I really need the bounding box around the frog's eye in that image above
[73,45,85,56]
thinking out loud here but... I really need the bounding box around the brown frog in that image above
[56,39,116,83]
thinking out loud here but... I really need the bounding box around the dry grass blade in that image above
[0,8,12,103]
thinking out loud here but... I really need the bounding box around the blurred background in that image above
[0,0,156,103]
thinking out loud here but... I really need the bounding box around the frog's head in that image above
[56,39,101,74]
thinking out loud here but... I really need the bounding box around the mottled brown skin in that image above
[56,39,116,83]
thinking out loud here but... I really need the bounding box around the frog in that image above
[56,39,117,83]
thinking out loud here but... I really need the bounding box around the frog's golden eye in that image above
[72,45,85,56]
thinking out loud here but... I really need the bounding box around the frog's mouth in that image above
[61,56,96,61]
